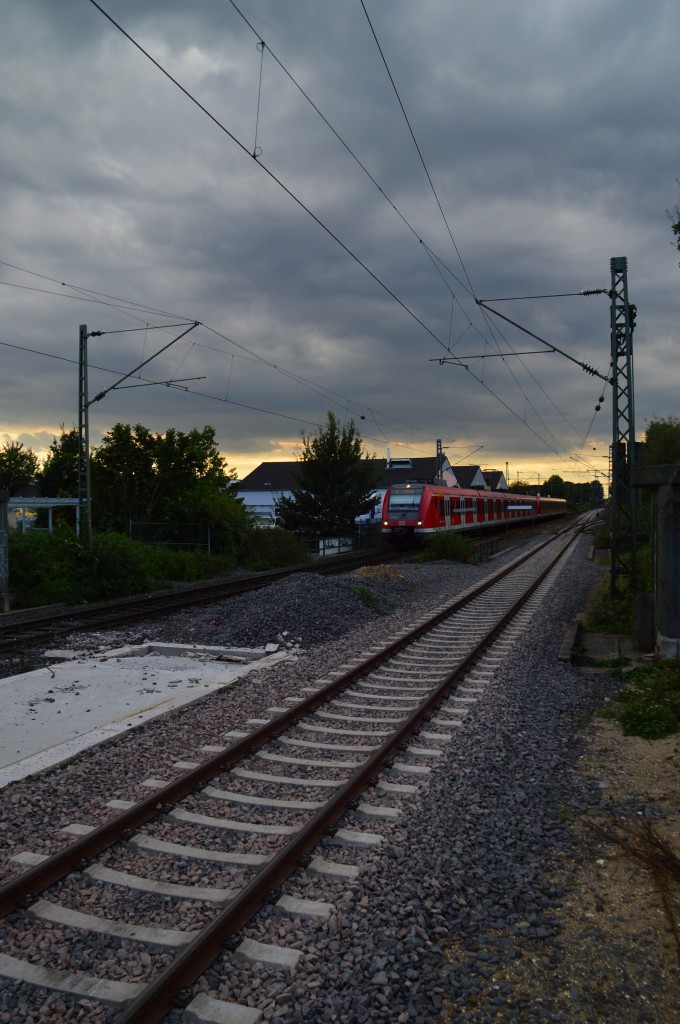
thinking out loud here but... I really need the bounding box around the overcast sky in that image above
[1,0,678,485]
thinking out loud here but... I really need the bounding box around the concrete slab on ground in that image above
[0,643,288,789]
[578,630,637,661]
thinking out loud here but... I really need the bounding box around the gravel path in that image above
[1,534,674,1022]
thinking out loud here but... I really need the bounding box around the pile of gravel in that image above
[117,560,495,653]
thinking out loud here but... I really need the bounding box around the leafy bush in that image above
[7,526,235,608]
[8,526,86,606]
[244,527,308,571]
[593,524,610,549]
[418,531,474,564]
[585,584,632,634]
[87,532,166,598]
[352,583,388,614]
[612,661,680,739]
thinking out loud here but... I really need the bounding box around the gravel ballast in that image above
[0,535,675,1023]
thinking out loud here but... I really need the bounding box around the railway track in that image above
[0,520,586,1023]
[0,545,418,655]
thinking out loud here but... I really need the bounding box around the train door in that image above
[435,496,445,529]
[451,496,460,527]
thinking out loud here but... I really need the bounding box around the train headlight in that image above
[383,521,388,527]
[417,520,423,526]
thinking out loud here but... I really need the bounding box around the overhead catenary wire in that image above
[360,0,574,459]
[87,0,454,357]
[359,0,478,302]
[459,362,563,456]
[364,0,606,452]
[0,337,323,430]
[89,0,593,462]
[1,262,456,458]
[477,299,611,384]
[5,7,605,472]
[361,2,601,458]
[224,0,470,304]
[0,260,450,451]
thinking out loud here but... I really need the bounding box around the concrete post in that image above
[632,465,680,658]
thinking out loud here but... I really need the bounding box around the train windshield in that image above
[387,484,425,517]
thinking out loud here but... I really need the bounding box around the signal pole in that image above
[609,258,637,596]
[77,324,92,545]
[76,318,199,547]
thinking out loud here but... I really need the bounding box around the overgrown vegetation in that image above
[352,583,389,613]
[608,661,680,739]
[3,419,325,608]
[243,527,308,571]
[8,527,227,607]
[585,587,633,635]
[8,523,310,608]
[277,411,381,535]
[417,531,474,563]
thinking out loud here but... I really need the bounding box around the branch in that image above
[589,816,680,966]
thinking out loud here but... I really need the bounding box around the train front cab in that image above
[381,483,426,536]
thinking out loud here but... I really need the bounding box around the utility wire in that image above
[459,361,562,455]
[357,12,594,453]
[87,0,452,355]
[225,0,469,303]
[0,262,456,458]
[0,260,443,447]
[359,0,477,300]
[12,9,598,465]
[89,0,582,459]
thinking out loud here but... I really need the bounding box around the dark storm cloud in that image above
[0,0,678,478]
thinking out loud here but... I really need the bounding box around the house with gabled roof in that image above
[481,469,508,492]
[451,465,487,490]
[237,454,509,526]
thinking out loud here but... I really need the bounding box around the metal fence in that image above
[129,522,211,552]
[305,536,354,558]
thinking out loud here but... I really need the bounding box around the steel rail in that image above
[116,523,583,1023]
[0,525,575,918]
[0,547,418,652]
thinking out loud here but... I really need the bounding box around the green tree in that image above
[0,441,38,495]
[278,412,381,535]
[510,479,536,495]
[90,423,156,531]
[541,474,566,499]
[642,416,680,466]
[590,478,605,503]
[90,423,242,547]
[38,427,80,497]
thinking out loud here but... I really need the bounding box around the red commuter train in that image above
[381,482,566,538]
